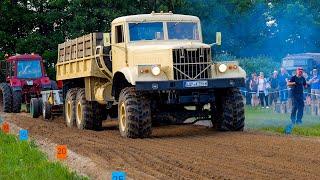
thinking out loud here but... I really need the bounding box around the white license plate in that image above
[26,80,33,85]
[184,80,208,88]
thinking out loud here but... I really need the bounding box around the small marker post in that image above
[285,123,294,134]
[112,171,126,180]
[19,129,28,141]
[0,116,3,124]
[2,122,9,134]
[56,145,67,160]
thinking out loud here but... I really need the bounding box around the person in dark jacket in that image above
[287,67,307,124]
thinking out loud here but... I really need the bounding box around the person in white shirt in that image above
[257,72,269,108]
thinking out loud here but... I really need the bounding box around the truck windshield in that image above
[129,22,164,41]
[17,60,42,79]
[167,22,199,40]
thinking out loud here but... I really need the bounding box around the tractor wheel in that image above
[0,83,12,113]
[212,88,245,131]
[12,90,22,113]
[75,88,102,130]
[43,102,52,120]
[30,98,40,118]
[65,88,78,128]
[118,87,152,138]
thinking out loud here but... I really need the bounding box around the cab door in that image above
[111,23,127,74]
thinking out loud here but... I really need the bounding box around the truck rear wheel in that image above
[213,88,245,131]
[12,90,22,113]
[75,88,102,130]
[0,83,12,113]
[65,88,78,128]
[30,98,40,118]
[118,87,152,138]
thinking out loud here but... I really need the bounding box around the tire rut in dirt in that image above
[118,87,151,138]
[0,83,12,113]
[76,88,102,130]
[12,90,22,113]
[213,88,245,131]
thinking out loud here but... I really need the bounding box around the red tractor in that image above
[0,54,57,116]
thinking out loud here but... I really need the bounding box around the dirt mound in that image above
[2,112,320,179]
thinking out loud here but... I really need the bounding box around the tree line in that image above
[1,0,319,79]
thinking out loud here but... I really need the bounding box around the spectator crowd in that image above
[244,68,320,108]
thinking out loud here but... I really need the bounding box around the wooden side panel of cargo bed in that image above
[56,33,108,81]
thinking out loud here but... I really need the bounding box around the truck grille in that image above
[173,48,212,80]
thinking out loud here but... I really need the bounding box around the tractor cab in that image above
[4,54,52,90]
[0,54,57,114]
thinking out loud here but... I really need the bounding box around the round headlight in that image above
[218,64,227,73]
[151,66,161,76]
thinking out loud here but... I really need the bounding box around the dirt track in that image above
[2,112,320,179]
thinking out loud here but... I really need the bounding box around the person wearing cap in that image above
[287,67,307,124]
[307,69,319,100]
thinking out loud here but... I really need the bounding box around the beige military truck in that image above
[56,12,246,138]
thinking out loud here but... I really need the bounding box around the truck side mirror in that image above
[216,32,222,46]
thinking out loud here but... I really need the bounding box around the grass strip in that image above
[0,131,87,180]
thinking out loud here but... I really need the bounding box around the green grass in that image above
[0,131,87,180]
[245,106,320,137]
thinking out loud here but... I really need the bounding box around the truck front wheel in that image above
[75,88,102,130]
[212,88,245,131]
[118,87,152,138]
[0,83,12,113]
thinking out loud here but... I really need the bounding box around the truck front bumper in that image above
[136,78,245,91]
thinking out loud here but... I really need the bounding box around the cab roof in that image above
[112,13,200,24]
[7,54,41,62]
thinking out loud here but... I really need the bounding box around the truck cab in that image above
[110,12,246,98]
[282,53,320,75]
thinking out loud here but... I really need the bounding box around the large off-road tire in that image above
[118,87,152,138]
[75,88,102,130]
[0,83,12,113]
[30,98,40,118]
[12,90,22,113]
[43,102,52,120]
[212,88,245,131]
[65,88,78,128]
